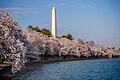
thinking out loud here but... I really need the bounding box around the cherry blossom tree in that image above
[0,12,27,74]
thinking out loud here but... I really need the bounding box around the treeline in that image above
[28,25,51,37]
[60,33,73,40]
[27,25,74,40]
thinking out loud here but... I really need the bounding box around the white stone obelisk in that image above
[52,6,57,38]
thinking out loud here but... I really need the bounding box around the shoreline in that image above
[0,62,12,75]
[26,57,119,64]
[0,57,119,74]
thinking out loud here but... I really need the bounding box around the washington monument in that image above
[52,6,57,38]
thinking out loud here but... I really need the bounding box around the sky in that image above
[0,0,120,48]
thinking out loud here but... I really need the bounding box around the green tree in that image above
[61,33,73,40]
[28,25,41,32]
[41,28,51,37]
[118,48,120,51]
[33,26,41,32]
[61,35,66,38]
[66,33,73,40]
[28,25,33,29]
[27,25,52,37]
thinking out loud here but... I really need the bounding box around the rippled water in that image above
[1,58,120,80]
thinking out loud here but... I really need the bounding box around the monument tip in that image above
[52,6,56,10]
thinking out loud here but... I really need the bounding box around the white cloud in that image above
[39,24,51,29]
[78,2,95,9]
[52,3,65,6]
[0,8,39,18]
[39,24,67,30]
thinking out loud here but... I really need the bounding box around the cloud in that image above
[39,24,51,29]
[39,24,67,30]
[52,3,65,6]
[78,2,95,9]
[0,8,39,18]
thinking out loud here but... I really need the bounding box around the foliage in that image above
[34,26,41,32]
[27,25,51,37]
[66,33,73,40]
[41,28,51,37]
[61,35,66,38]
[0,12,26,74]
[28,25,33,29]
[119,48,120,51]
[1,11,119,75]
[61,33,73,40]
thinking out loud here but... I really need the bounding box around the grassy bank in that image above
[26,56,119,65]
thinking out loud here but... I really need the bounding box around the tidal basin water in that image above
[1,58,120,80]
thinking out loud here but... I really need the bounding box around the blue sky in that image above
[0,0,120,48]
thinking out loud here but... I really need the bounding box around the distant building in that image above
[52,6,57,38]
